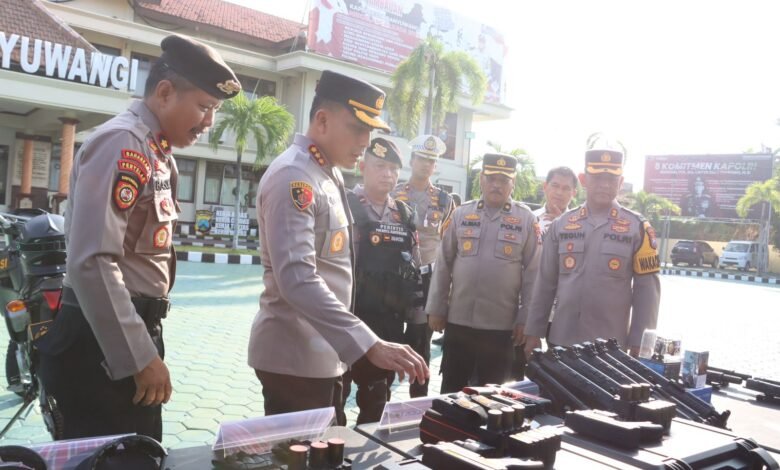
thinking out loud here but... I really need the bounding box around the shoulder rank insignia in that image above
[291,181,314,211]
[609,207,619,219]
[502,202,512,213]
[113,174,140,211]
[157,133,172,156]
[309,145,327,167]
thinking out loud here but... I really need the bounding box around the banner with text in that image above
[644,154,774,219]
[307,0,506,104]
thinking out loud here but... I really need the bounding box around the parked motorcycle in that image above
[0,209,66,439]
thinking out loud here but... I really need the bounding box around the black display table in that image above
[166,426,406,469]
[711,384,780,453]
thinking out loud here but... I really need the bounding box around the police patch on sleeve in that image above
[290,181,314,211]
[113,175,139,211]
[633,220,660,275]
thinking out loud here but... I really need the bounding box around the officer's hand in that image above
[512,325,525,346]
[133,356,172,406]
[428,315,446,333]
[366,340,429,385]
[523,336,542,358]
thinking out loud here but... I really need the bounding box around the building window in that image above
[48,144,61,191]
[131,52,158,98]
[439,113,458,161]
[237,75,276,99]
[204,161,259,208]
[93,44,122,56]
[204,162,224,204]
[177,158,197,202]
[0,146,8,205]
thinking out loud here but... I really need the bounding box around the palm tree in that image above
[469,142,540,202]
[209,92,295,248]
[388,35,487,138]
[736,178,780,219]
[628,191,681,219]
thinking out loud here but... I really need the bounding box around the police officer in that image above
[38,34,241,440]
[248,71,428,422]
[511,166,579,378]
[427,154,541,393]
[523,149,661,357]
[343,137,423,424]
[391,134,453,397]
[534,167,579,234]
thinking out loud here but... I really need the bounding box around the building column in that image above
[15,135,34,209]
[52,117,79,214]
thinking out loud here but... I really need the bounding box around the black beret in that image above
[482,153,517,177]
[316,70,390,131]
[160,35,241,100]
[585,149,624,175]
[366,137,403,168]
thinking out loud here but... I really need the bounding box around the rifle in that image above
[597,338,730,428]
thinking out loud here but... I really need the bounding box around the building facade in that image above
[0,0,510,229]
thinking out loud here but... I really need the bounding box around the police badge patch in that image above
[113,175,139,211]
[290,181,314,211]
[153,226,169,248]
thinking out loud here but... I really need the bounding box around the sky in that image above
[227,0,780,189]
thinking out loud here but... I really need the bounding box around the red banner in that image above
[307,0,506,104]
[644,154,774,219]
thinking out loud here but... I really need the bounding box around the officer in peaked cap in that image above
[249,71,428,422]
[427,153,541,392]
[524,147,661,357]
[38,33,240,440]
[341,136,426,423]
[390,134,454,397]
[314,70,391,131]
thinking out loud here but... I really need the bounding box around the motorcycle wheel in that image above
[41,394,65,440]
[5,341,23,397]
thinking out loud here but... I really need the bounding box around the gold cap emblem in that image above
[375,95,385,110]
[216,80,241,95]
[601,152,612,162]
[424,136,436,150]
[497,157,507,167]
[373,143,387,158]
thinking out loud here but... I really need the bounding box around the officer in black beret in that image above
[249,72,428,422]
[39,34,239,440]
[341,137,425,423]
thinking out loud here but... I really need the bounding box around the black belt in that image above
[62,287,169,325]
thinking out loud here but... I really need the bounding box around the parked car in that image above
[670,240,719,267]
[719,240,760,271]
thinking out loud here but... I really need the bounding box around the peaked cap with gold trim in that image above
[316,70,391,131]
[482,153,517,177]
[585,149,624,176]
[409,134,446,160]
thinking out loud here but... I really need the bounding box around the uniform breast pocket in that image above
[425,208,443,227]
[601,242,631,277]
[558,240,585,274]
[134,203,173,255]
[456,226,481,257]
[320,204,349,259]
[495,229,523,261]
